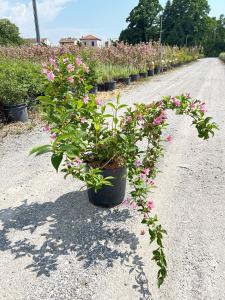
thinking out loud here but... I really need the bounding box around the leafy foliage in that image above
[119,0,162,43]
[30,55,218,287]
[0,19,24,46]
[0,59,45,105]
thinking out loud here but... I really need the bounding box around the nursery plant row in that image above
[0,42,200,122]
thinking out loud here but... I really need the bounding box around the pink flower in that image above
[83,95,89,104]
[160,110,167,120]
[147,179,155,185]
[140,230,145,235]
[142,168,150,175]
[137,114,144,122]
[131,203,137,209]
[146,199,154,210]
[63,58,69,63]
[166,135,173,143]
[49,57,55,65]
[47,71,55,82]
[75,57,82,66]
[50,132,57,140]
[135,160,141,167]
[126,116,132,123]
[123,198,131,206]
[173,98,181,107]
[67,76,74,83]
[140,173,147,181]
[42,68,48,74]
[74,157,83,166]
[43,124,50,132]
[200,103,207,113]
[191,103,196,109]
[96,98,104,106]
[83,63,90,73]
[186,93,191,99]
[67,64,74,73]
[80,117,87,124]
[153,116,162,126]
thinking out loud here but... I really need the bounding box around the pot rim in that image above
[3,103,27,108]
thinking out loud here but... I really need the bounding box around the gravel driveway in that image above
[0,58,225,300]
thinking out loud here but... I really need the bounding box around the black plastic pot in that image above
[97,83,105,92]
[104,81,116,91]
[3,103,28,123]
[89,85,98,94]
[88,166,127,208]
[130,74,140,82]
[154,66,161,74]
[148,69,154,76]
[139,72,148,78]
[121,77,131,85]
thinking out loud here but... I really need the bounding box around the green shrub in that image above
[219,52,225,62]
[0,59,45,105]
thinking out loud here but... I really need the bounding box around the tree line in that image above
[119,0,225,56]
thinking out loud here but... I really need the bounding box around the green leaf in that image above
[29,144,52,156]
[51,153,63,172]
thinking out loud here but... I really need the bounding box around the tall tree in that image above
[119,0,162,44]
[0,19,23,46]
[162,0,210,46]
[203,15,225,56]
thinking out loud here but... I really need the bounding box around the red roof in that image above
[80,35,101,41]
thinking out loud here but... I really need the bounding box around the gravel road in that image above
[0,58,225,300]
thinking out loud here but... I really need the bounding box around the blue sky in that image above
[0,0,224,44]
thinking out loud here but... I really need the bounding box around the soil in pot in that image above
[104,81,116,91]
[87,166,127,208]
[139,72,148,78]
[148,69,154,76]
[130,74,140,82]
[3,103,28,123]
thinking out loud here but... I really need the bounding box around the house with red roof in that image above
[80,35,102,47]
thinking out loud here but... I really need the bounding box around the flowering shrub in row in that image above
[0,43,200,84]
[31,55,218,287]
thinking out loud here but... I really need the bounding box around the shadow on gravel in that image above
[0,191,152,300]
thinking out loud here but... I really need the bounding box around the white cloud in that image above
[0,0,75,42]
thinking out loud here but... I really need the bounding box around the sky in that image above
[0,0,224,45]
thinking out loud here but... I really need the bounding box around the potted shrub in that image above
[0,59,44,122]
[129,66,140,82]
[118,67,131,85]
[31,55,218,287]
[103,65,116,91]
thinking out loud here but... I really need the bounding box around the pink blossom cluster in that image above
[153,110,167,126]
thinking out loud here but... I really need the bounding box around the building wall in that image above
[81,40,101,47]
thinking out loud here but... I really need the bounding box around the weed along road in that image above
[0,58,225,300]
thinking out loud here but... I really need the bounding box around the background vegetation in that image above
[119,0,225,57]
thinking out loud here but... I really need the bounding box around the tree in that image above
[203,15,225,56]
[0,19,24,46]
[162,0,210,46]
[119,0,162,44]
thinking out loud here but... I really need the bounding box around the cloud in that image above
[0,0,74,41]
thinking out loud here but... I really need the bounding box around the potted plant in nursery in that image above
[103,65,116,91]
[31,55,218,287]
[0,59,44,122]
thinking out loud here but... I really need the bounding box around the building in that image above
[59,37,78,47]
[80,35,101,47]
[24,38,51,46]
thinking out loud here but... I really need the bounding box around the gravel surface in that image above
[0,58,225,300]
